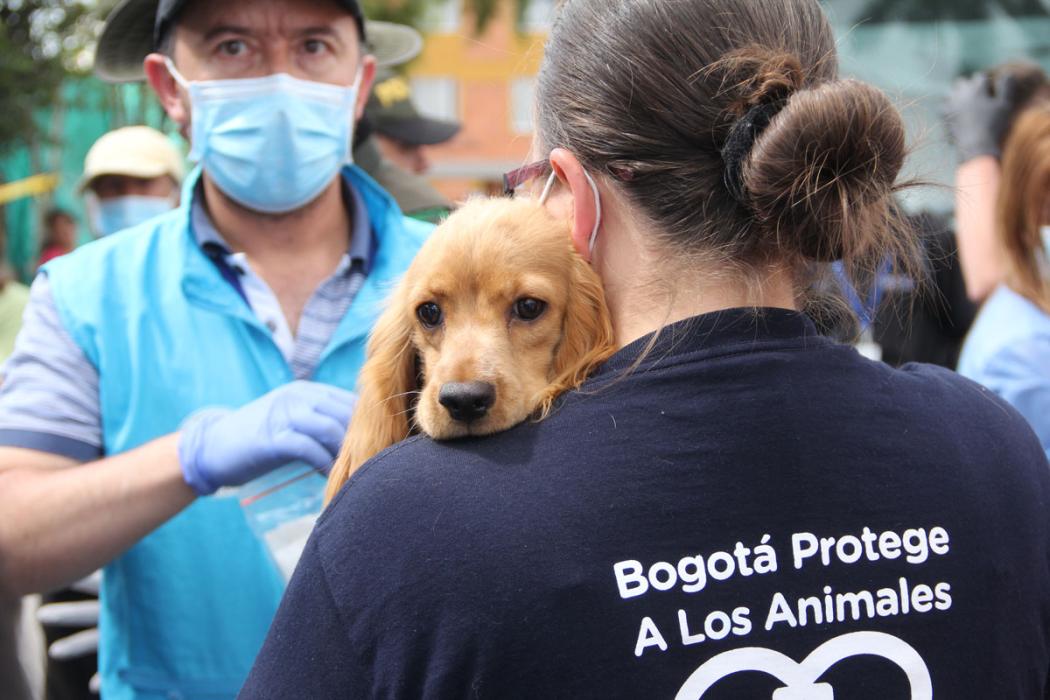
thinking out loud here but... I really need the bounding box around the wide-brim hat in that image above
[374,117,461,147]
[94,0,424,83]
[77,125,186,192]
[366,71,461,146]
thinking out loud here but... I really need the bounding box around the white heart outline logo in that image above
[675,631,932,700]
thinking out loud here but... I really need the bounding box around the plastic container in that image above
[232,464,327,582]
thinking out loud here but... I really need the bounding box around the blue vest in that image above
[45,166,432,699]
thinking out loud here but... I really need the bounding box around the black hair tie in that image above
[721,101,786,206]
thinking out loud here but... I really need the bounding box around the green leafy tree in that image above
[0,0,122,156]
[0,2,78,157]
[0,0,88,256]
[361,0,430,27]
[465,0,534,33]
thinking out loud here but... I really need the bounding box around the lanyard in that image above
[832,260,890,331]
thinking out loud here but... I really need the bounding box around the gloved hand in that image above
[178,381,357,496]
[944,72,1022,162]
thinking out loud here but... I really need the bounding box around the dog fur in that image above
[324,197,615,503]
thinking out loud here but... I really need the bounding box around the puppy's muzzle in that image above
[439,381,496,423]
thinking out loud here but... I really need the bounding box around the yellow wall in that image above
[406,5,548,202]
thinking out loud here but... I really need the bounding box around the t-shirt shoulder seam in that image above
[313,536,373,688]
[321,435,429,516]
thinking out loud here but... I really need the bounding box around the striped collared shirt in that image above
[0,180,374,459]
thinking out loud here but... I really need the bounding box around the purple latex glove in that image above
[178,381,357,496]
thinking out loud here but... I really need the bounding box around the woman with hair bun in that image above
[959,105,1050,460]
[243,1,1050,698]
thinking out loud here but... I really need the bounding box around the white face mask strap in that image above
[163,56,190,91]
[537,168,603,256]
[538,171,558,205]
[583,169,602,255]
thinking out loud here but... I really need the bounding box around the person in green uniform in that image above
[354,69,461,223]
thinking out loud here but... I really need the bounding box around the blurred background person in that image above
[958,104,1050,459]
[872,211,977,369]
[945,62,1050,303]
[37,209,77,268]
[80,126,184,238]
[368,70,460,176]
[354,69,460,223]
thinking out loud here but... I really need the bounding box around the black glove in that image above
[944,72,1022,162]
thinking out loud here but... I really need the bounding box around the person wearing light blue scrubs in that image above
[958,105,1050,460]
[0,1,431,698]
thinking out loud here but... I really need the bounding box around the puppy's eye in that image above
[512,297,547,321]
[417,302,443,329]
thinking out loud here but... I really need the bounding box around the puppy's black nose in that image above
[439,381,496,423]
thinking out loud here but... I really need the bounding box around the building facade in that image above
[407,0,554,202]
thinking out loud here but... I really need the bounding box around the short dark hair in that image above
[156,25,176,57]
[44,208,74,230]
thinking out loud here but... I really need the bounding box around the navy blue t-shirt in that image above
[240,308,1050,699]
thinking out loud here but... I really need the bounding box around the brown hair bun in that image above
[743,79,907,262]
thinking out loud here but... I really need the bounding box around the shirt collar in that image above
[190,175,375,276]
[594,307,825,377]
[344,177,375,274]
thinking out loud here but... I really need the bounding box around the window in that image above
[410,78,460,122]
[523,0,555,32]
[510,78,535,135]
[423,0,463,33]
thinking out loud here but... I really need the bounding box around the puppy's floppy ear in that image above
[325,296,417,505]
[538,252,617,415]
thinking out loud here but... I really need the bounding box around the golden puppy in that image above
[324,197,615,503]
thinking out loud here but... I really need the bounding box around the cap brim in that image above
[375,117,461,146]
[94,1,422,82]
[94,0,160,83]
[76,162,175,193]
[366,21,423,68]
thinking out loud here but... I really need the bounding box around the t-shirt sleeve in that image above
[979,339,1050,461]
[238,535,360,699]
[0,274,103,461]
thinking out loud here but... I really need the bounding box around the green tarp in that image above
[0,76,179,281]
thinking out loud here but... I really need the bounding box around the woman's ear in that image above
[324,298,418,505]
[548,147,601,262]
[538,252,617,416]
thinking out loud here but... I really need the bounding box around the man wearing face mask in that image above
[81,126,185,237]
[0,1,431,698]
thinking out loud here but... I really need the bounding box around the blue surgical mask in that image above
[88,194,177,237]
[166,59,361,214]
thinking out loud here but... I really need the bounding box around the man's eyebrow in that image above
[294,26,344,42]
[202,25,253,41]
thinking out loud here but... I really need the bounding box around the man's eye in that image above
[512,298,547,322]
[218,39,248,56]
[417,302,443,329]
[303,39,328,55]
